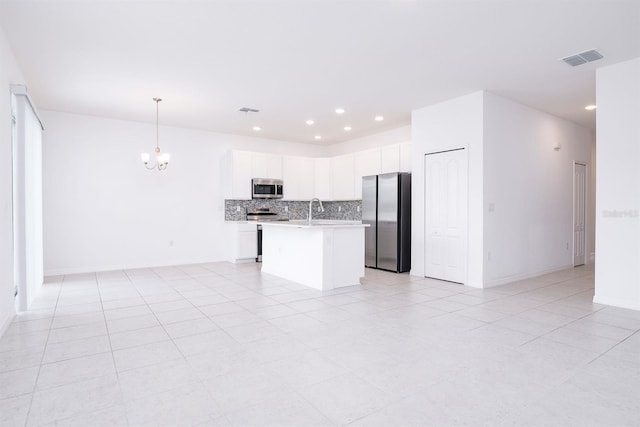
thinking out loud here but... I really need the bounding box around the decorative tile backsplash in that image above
[224,199,362,221]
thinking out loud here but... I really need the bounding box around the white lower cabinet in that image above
[237,228,258,260]
[227,223,258,262]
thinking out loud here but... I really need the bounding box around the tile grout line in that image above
[16,262,638,426]
[135,266,257,420]
[581,328,640,366]
[98,270,127,380]
[23,273,64,427]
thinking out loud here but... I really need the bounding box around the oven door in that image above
[256,224,263,262]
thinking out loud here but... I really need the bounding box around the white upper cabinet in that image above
[355,149,381,198]
[251,153,282,179]
[380,144,401,174]
[226,143,411,201]
[230,150,253,199]
[282,156,315,200]
[331,154,356,200]
[228,151,283,199]
[399,142,412,172]
[380,142,412,173]
[314,158,333,200]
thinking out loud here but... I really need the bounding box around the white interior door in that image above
[424,149,467,283]
[573,162,587,267]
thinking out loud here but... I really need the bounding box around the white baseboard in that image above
[465,280,484,289]
[593,295,640,311]
[43,257,225,277]
[481,264,574,288]
[232,258,258,264]
[410,264,577,289]
[0,313,15,340]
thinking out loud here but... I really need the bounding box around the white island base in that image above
[260,221,368,291]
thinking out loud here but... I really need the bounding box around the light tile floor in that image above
[1,263,639,426]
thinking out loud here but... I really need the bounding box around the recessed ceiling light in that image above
[374,115,384,121]
[252,126,261,131]
[306,119,315,125]
[314,135,322,140]
[344,126,352,131]
[585,105,597,111]
[335,108,345,115]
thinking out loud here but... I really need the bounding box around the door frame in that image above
[423,148,468,284]
[572,161,588,267]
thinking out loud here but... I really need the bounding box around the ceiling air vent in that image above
[239,107,260,113]
[561,49,604,67]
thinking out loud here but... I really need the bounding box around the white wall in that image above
[482,92,593,286]
[41,111,325,275]
[0,27,26,334]
[327,125,411,156]
[411,92,484,286]
[594,57,640,310]
[411,91,593,288]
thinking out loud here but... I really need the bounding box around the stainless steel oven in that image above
[246,208,288,262]
[256,224,263,262]
[252,178,284,199]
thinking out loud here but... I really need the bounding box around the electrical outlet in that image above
[284,206,288,212]
[317,206,321,212]
[236,206,241,212]
[169,240,174,247]
[357,206,360,212]
[338,206,341,212]
[487,251,491,261]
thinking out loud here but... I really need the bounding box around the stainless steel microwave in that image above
[252,178,283,199]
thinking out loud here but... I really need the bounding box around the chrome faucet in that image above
[308,198,324,224]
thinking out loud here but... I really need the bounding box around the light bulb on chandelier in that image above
[141,97,170,171]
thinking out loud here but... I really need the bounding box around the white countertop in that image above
[258,220,368,229]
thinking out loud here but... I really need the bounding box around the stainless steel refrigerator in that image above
[362,172,411,273]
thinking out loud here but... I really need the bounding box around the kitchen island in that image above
[260,221,369,291]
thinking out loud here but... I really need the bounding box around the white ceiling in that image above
[1,0,639,144]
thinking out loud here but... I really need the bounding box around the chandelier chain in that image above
[154,97,161,151]
[141,97,169,171]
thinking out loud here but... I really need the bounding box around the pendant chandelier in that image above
[141,97,170,171]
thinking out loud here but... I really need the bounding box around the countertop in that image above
[258,220,368,229]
